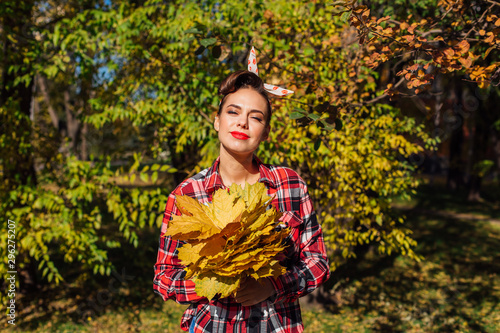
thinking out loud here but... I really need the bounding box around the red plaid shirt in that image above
[153,156,330,332]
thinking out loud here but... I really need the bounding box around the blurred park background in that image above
[1,0,499,331]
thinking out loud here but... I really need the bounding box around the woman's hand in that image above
[234,277,276,306]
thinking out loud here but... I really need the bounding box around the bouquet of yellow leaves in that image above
[163,182,288,300]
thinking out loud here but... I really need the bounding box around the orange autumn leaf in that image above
[443,48,455,57]
[456,40,470,54]
[485,32,495,44]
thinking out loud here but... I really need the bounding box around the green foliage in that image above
[0,0,175,303]
[366,0,441,18]
[264,102,432,269]
[0,155,170,288]
[473,160,495,178]
[1,0,438,298]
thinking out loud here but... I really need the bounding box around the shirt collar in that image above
[204,157,225,193]
[204,155,278,193]
[254,155,278,189]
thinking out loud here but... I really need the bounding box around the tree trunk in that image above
[493,131,500,179]
[446,82,464,191]
[81,121,88,161]
[466,86,496,202]
[467,175,482,202]
[64,90,81,154]
[37,75,60,130]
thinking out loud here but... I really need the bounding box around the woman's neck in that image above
[218,148,260,188]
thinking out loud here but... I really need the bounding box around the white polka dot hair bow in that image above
[247,47,294,97]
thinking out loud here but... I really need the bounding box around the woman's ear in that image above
[214,116,220,132]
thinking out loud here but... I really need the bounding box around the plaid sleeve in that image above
[153,190,206,304]
[268,186,330,304]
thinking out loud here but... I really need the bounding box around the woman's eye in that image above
[227,110,237,115]
[252,117,263,122]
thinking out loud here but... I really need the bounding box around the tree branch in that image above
[421,29,444,37]
[486,0,500,7]
[362,77,405,105]
[439,4,455,22]
[464,4,495,39]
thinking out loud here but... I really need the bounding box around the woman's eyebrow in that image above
[226,104,242,110]
[226,104,265,115]
[249,110,265,116]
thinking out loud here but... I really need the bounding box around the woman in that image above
[153,69,330,332]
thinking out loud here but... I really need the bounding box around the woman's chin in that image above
[220,144,257,157]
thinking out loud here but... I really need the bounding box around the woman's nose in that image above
[237,116,248,128]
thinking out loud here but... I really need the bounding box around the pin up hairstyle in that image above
[218,70,272,124]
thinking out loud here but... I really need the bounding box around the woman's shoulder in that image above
[263,163,307,188]
[171,167,212,196]
[266,164,301,175]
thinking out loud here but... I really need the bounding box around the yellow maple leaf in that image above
[164,195,220,240]
[230,181,270,211]
[249,261,286,280]
[230,208,280,245]
[165,191,244,241]
[219,220,242,238]
[202,189,245,229]
[178,243,204,265]
[193,272,242,300]
[199,235,227,257]
[184,256,209,280]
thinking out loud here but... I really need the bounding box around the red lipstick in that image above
[230,131,250,140]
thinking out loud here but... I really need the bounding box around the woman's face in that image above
[214,88,270,157]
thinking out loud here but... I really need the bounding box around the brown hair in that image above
[218,70,272,124]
